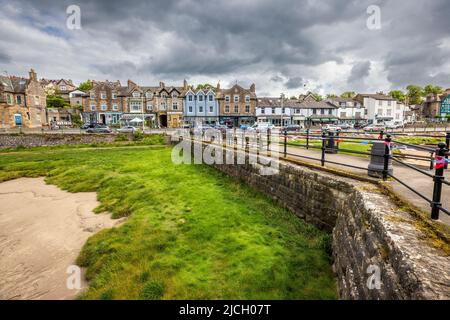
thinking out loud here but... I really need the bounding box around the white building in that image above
[355,93,405,125]
[326,97,366,125]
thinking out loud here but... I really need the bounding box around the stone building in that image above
[82,80,126,125]
[0,69,47,129]
[40,78,77,102]
[422,88,450,120]
[120,80,186,128]
[217,83,257,127]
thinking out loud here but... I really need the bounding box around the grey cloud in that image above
[285,77,306,89]
[348,61,371,84]
[0,51,11,64]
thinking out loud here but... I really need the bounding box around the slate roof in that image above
[0,75,28,93]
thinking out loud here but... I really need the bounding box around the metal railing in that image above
[278,129,450,220]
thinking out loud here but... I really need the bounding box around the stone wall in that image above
[0,133,120,148]
[186,141,450,299]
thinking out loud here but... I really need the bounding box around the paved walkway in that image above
[279,143,450,226]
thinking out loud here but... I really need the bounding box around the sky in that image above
[0,0,449,96]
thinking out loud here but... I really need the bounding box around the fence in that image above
[278,129,450,220]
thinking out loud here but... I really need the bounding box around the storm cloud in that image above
[0,0,449,95]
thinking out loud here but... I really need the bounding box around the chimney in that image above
[159,81,165,88]
[216,81,221,91]
[250,83,255,93]
[183,79,188,90]
[29,68,37,81]
[127,79,136,88]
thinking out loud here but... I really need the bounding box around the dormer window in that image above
[188,95,193,102]
[245,95,250,103]
[146,92,153,99]
[132,92,140,98]
[60,86,66,91]
[234,95,239,103]
[172,92,178,98]
[225,95,230,102]
[209,95,213,101]
[161,92,167,98]
[198,95,203,102]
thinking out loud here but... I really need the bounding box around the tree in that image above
[389,90,406,102]
[46,95,70,108]
[196,83,214,90]
[340,91,356,98]
[78,80,92,91]
[311,93,323,101]
[71,114,82,127]
[406,85,424,105]
[423,84,443,96]
[326,93,337,98]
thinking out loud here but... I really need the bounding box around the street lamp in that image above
[280,93,285,128]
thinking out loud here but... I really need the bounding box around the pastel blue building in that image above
[183,86,219,126]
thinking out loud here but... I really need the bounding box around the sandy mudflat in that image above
[0,178,123,300]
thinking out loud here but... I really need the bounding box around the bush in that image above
[115,134,128,142]
[133,130,144,141]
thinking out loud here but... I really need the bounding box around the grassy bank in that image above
[0,146,336,299]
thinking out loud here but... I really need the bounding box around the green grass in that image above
[0,146,336,300]
[290,139,371,157]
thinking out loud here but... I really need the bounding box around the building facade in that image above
[82,80,126,125]
[217,83,257,127]
[422,88,450,120]
[256,97,299,126]
[0,69,47,129]
[355,93,405,125]
[326,97,366,125]
[183,84,219,126]
[40,78,77,102]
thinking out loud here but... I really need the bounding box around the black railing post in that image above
[431,143,447,220]
[321,131,326,166]
[283,130,287,157]
[306,128,310,149]
[382,134,392,181]
[445,132,450,169]
[267,128,271,152]
[245,136,250,153]
[336,130,340,154]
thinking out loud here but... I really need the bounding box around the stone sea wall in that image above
[184,141,450,299]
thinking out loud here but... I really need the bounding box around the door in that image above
[159,115,167,127]
[14,113,22,126]
[100,114,106,124]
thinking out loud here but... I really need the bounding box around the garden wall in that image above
[185,140,450,299]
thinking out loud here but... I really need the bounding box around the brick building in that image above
[217,83,257,127]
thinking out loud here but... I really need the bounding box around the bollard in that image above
[266,129,271,152]
[325,131,337,154]
[336,131,340,153]
[283,130,287,157]
[245,136,250,153]
[445,132,450,169]
[431,143,447,220]
[306,128,310,150]
[368,136,393,178]
[321,131,326,166]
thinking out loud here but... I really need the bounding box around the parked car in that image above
[249,123,275,132]
[86,124,112,133]
[240,124,249,130]
[339,123,353,130]
[323,124,342,132]
[363,124,385,132]
[117,126,137,133]
[353,123,366,129]
[385,122,403,129]
[282,124,301,132]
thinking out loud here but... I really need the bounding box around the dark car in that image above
[283,124,301,132]
[80,123,94,130]
[86,124,112,133]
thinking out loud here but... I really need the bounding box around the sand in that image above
[0,178,123,300]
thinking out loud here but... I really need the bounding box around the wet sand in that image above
[0,178,123,300]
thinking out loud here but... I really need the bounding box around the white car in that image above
[363,124,385,132]
[249,123,275,131]
[323,124,341,132]
[117,126,137,133]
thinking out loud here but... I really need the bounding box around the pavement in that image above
[279,141,450,226]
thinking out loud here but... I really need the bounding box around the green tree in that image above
[389,90,406,102]
[196,83,214,90]
[46,95,70,108]
[340,91,356,98]
[71,114,82,127]
[79,80,93,91]
[311,93,323,101]
[326,93,337,98]
[406,85,424,105]
[423,84,443,95]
